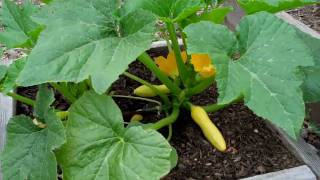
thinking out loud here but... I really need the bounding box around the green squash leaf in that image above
[0,47,4,58]
[123,0,204,22]
[34,85,55,121]
[169,147,178,170]
[180,6,233,28]
[1,57,26,93]
[0,0,42,48]
[0,86,65,180]
[0,65,7,80]
[296,31,320,103]
[17,0,156,94]
[237,0,319,14]
[57,91,173,180]
[184,12,315,138]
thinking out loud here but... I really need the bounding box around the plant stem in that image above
[179,28,188,51]
[138,52,181,95]
[50,83,77,103]
[6,92,35,107]
[187,76,215,96]
[167,124,173,141]
[166,21,190,87]
[123,72,170,107]
[203,96,243,113]
[111,94,162,106]
[203,103,228,113]
[150,105,180,130]
[164,33,173,52]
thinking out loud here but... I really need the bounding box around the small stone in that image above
[205,163,212,166]
[254,129,259,133]
[256,165,266,173]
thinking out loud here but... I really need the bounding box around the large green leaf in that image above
[0,57,26,93]
[0,65,7,80]
[123,0,204,22]
[57,91,173,180]
[180,6,233,28]
[237,0,319,14]
[0,86,65,180]
[17,0,156,94]
[296,31,320,103]
[34,85,55,121]
[0,0,42,48]
[184,12,315,138]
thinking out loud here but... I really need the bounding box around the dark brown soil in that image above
[288,5,320,33]
[16,50,302,179]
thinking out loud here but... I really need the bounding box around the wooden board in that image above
[242,165,316,180]
[0,59,15,180]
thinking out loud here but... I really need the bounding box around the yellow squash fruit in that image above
[130,114,143,122]
[134,84,170,97]
[191,105,227,152]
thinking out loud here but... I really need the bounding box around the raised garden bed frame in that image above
[1,2,320,179]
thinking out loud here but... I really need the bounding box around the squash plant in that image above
[0,0,320,179]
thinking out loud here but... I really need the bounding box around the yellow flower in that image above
[155,51,187,78]
[155,51,216,78]
[191,54,216,78]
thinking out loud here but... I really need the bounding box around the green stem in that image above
[50,83,77,103]
[203,103,228,113]
[6,92,35,107]
[166,21,190,87]
[164,33,173,52]
[111,94,162,106]
[150,105,180,130]
[180,28,188,51]
[203,96,243,113]
[187,76,215,96]
[167,124,173,141]
[123,72,170,107]
[138,53,181,95]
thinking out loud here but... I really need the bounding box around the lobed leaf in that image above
[184,12,315,138]
[17,0,157,94]
[0,65,7,80]
[0,57,26,93]
[237,0,319,14]
[0,86,65,180]
[0,0,42,48]
[180,6,234,28]
[296,31,320,103]
[57,91,173,180]
[123,0,205,22]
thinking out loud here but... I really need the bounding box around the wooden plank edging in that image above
[0,59,15,180]
[241,165,316,180]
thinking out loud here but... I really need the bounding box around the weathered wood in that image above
[268,124,320,178]
[242,165,316,180]
[276,12,320,39]
[0,59,15,180]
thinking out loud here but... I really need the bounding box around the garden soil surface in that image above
[288,5,320,154]
[17,50,302,179]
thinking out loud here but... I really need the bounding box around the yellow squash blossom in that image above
[155,51,187,78]
[155,51,216,78]
[191,54,216,78]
